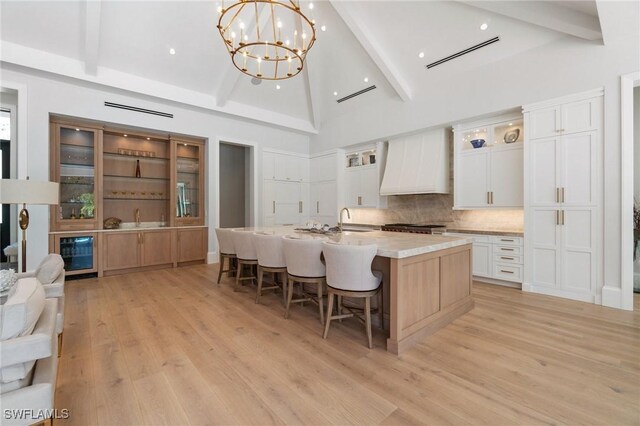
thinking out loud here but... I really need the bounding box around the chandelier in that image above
[217,0,316,80]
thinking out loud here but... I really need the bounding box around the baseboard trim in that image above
[522,284,595,304]
[207,251,218,264]
[602,285,632,311]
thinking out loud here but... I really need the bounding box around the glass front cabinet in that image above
[50,122,102,231]
[49,233,98,275]
[173,139,205,226]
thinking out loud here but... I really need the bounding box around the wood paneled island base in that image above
[385,243,474,354]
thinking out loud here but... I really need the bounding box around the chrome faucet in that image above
[339,207,351,232]
[135,208,140,227]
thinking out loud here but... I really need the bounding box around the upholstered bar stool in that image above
[282,235,326,324]
[253,232,287,305]
[231,230,258,291]
[321,241,383,349]
[215,228,237,284]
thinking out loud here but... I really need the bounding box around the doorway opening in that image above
[0,102,17,269]
[219,142,251,228]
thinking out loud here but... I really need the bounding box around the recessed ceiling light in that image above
[75,128,80,131]
[169,48,176,55]
[333,91,338,96]
[184,143,188,146]
[276,84,281,90]
[146,137,150,140]
[364,77,369,83]
[418,52,425,58]
[309,2,314,9]
[321,25,326,32]
[123,134,128,137]
[480,23,488,31]
[508,123,513,126]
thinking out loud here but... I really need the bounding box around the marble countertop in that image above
[232,226,473,259]
[442,228,524,237]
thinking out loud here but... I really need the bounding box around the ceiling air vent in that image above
[426,36,500,69]
[337,85,377,103]
[104,102,174,118]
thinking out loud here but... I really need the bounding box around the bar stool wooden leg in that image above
[235,262,242,290]
[337,295,343,323]
[217,255,225,284]
[323,292,334,339]
[365,296,373,349]
[378,288,384,330]
[256,266,264,304]
[281,272,287,307]
[317,280,324,325]
[285,277,295,318]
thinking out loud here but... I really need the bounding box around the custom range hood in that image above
[380,128,450,195]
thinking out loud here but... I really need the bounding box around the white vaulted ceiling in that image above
[0,0,610,134]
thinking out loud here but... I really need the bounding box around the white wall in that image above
[634,87,640,201]
[0,65,310,269]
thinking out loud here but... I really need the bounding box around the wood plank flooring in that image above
[55,264,640,425]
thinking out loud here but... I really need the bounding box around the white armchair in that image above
[16,254,65,341]
[1,278,59,426]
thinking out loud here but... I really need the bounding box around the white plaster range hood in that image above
[380,128,450,195]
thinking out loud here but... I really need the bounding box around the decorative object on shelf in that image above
[348,157,360,167]
[78,193,95,218]
[104,217,123,229]
[0,178,59,272]
[70,208,77,219]
[217,0,316,80]
[135,159,141,178]
[470,139,486,149]
[369,155,376,164]
[117,148,156,158]
[503,128,520,144]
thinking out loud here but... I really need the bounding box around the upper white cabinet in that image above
[343,142,387,209]
[523,89,603,303]
[528,96,601,139]
[453,113,524,209]
[263,150,309,182]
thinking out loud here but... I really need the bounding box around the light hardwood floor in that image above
[56,264,640,425]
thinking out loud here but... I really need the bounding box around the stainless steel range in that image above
[380,223,446,234]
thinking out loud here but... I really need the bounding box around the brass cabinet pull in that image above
[316,201,319,214]
[501,248,515,252]
[299,201,302,213]
[272,201,276,214]
[358,196,362,206]
[487,192,490,204]
[490,192,494,204]
[500,256,515,260]
[500,239,514,242]
[556,188,560,203]
[561,187,565,203]
[500,270,515,274]
[556,210,559,225]
[137,233,141,244]
[561,210,565,225]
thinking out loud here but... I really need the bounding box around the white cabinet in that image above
[310,181,337,225]
[444,232,523,285]
[310,154,337,183]
[454,114,524,209]
[343,142,387,209]
[524,89,602,303]
[262,150,310,226]
[263,150,308,182]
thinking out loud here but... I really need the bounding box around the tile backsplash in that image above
[345,193,523,231]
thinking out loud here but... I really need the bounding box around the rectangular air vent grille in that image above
[337,85,377,103]
[104,102,173,118]
[426,36,500,69]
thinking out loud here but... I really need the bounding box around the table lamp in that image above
[0,178,59,272]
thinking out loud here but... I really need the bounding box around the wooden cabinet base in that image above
[386,243,474,355]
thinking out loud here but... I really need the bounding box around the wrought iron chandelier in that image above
[217,0,316,80]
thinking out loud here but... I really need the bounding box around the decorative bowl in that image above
[470,139,485,149]
[504,128,520,144]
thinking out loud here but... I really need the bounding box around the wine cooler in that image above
[52,233,98,275]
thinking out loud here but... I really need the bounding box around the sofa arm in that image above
[0,299,57,368]
[15,272,36,280]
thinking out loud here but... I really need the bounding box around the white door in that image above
[359,166,379,207]
[560,131,597,206]
[345,169,361,208]
[456,151,490,208]
[528,106,560,139]
[274,181,301,225]
[560,207,596,295]
[529,137,560,206]
[490,146,523,207]
[530,208,561,288]
[562,98,598,135]
[472,242,492,277]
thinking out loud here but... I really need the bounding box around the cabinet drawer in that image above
[493,263,523,283]
[445,233,491,243]
[493,253,522,265]
[491,236,523,246]
[494,245,522,255]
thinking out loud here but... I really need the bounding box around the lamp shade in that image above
[0,179,59,205]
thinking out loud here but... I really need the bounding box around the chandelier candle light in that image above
[217,0,317,80]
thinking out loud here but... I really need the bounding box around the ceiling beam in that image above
[83,0,102,75]
[302,53,320,131]
[215,4,271,107]
[459,1,602,41]
[330,1,412,102]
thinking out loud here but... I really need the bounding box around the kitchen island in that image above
[233,227,474,354]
